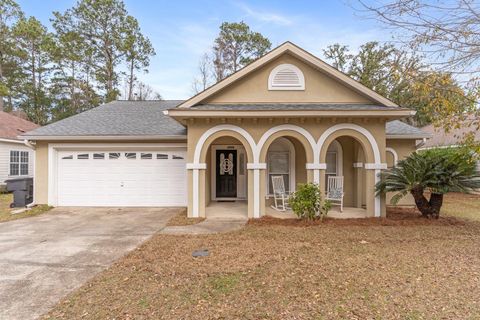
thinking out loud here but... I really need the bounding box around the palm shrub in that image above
[376,147,480,219]
[289,183,331,220]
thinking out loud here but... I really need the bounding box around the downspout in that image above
[23,139,36,150]
[416,137,427,149]
[23,139,36,207]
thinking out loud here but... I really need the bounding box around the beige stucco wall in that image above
[205,54,375,104]
[387,139,417,163]
[186,117,387,218]
[34,142,49,204]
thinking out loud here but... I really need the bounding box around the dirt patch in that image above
[249,207,465,227]
[166,208,205,226]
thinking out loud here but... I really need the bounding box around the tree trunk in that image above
[128,59,134,100]
[410,186,434,218]
[410,187,444,219]
[0,57,4,111]
[429,193,443,219]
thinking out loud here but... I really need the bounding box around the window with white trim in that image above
[109,152,121,159]
[10,150,29,176]
[267,151,290,194]
[268,63,305,90]
[386,151,395,168]
[125,152,136,159]
[325,140,342,186]
[325,151,337,181]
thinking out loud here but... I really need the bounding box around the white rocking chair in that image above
[326,176,344,212]
[271,176,291,211]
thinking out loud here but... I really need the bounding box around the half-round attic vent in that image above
[268,63,305,90]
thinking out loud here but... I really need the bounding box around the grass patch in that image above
[0,193,52,223]
[442,192,480,221]
[166,208,205,226]
[138,297,149,309]
[208,272,242,295]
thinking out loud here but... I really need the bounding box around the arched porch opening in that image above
[318,126,382,218]
[192,127,255,218]
[258,129,315,216]
[322,136,367,217]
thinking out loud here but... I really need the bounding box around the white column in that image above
[306,163,326,185]
[187,163,207,218]
[247,163,266,218]
[313,170,320,184]
[192,169,199,217]
[253,169,260,218]
[364,163,387,217]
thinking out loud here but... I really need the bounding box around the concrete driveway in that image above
[0,207,179,320]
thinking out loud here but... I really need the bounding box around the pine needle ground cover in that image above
[45,193,480,320]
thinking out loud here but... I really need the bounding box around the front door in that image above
[216,150,237,198]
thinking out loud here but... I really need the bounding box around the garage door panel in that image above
[57,150,187,206]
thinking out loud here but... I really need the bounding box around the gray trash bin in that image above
[5,177,33,208]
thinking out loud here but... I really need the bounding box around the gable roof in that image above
[386,120,431,139]
[176,41,399,109]
[22,100,425,141]
[0,111,39,141]
[22,100,186,139]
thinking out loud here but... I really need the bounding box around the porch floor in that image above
[206,201,367,219]
[206,201,248,220]
[266,206,367,219]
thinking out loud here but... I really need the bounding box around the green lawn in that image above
[0,193,52,223]
[442,192,480,221]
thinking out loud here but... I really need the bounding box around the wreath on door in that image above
[219,153,234,175]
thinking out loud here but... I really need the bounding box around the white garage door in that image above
[56,150,187,206]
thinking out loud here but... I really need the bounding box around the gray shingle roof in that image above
[190,104,405,111]
[23,100,186,137]
[22,101,426,139]
[386,120,429,137]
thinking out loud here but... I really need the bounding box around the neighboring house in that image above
[420,120,480,149]
[22,42,429,218]
[420,119,480,171]
[0,111,39,190]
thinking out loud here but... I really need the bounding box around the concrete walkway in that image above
[160,217,247,235]
[0,207,179,320]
